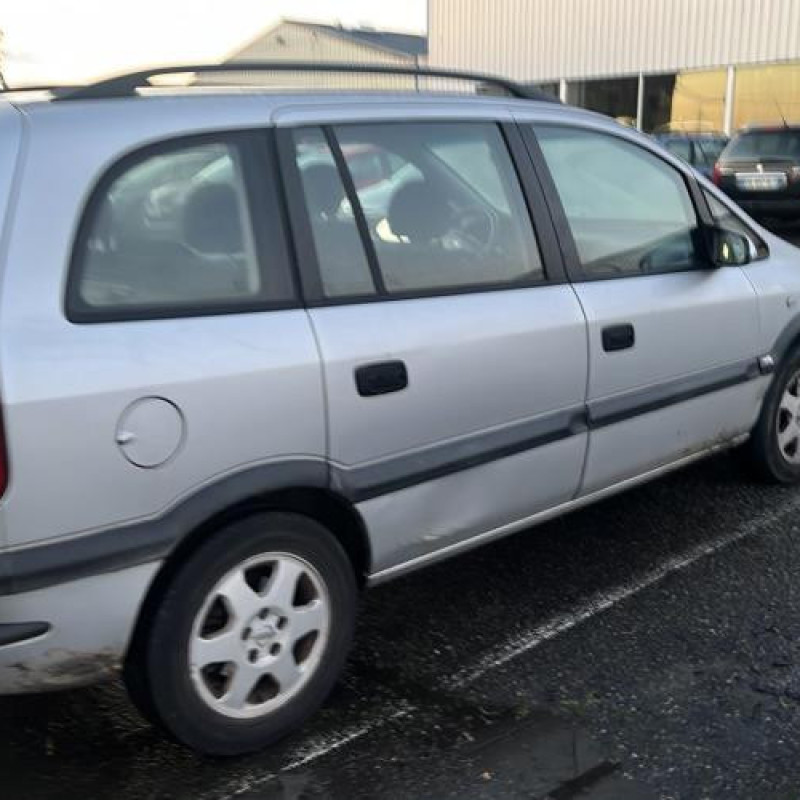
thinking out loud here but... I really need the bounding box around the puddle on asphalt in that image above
[228,667,658,800]
[0,667,658,800]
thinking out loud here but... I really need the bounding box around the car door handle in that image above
[355,360,409,397]
[602,323,635,352]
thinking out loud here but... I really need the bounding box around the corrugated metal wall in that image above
[429,0,800,81]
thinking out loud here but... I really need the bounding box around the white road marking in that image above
[281,706,410,772]
[210,494,800,799]
[448,496,800,689]
[210,707,410,800]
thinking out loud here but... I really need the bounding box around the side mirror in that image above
[711,227,751,266]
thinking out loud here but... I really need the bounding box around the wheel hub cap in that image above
[188,552,330,719]
[777,370,800,464]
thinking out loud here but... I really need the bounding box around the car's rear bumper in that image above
[0,561,160,693]
[736,197,800,218]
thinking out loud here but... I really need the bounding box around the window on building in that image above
[669,69,727,134]
[566,77,639,125]
[733,62,800,130]
[527,82,560,99]
[642,74,678,133]
[536,126,702,278]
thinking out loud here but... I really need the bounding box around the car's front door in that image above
[522,122,765,495]
[279,117,589,576]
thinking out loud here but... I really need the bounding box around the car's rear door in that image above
[518,120,765,495]
[277,108,589,577]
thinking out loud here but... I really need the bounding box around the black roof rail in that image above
[55,61,561,103]
[0,84,78,97]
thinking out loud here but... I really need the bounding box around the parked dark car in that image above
[654,132,729,178]
[713,125,800,219]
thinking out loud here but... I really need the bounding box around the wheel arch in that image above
[125,470,371,670]
[771,314,800,367]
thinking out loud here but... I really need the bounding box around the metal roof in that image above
[297,21,428,58]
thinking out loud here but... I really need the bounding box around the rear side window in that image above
[294,122,544,299]
[69,134,294,321]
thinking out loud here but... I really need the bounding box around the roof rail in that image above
[0,85,78,96]
[56,61,561,103]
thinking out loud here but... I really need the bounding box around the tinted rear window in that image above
[726,130,800,159]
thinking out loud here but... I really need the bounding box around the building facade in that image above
[428,0,800,133]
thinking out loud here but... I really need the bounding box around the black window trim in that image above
[275,118,566,308]
[66,128,300,324]
[520,121,732,284]
[698,185,770,263]
[323,125,387,295]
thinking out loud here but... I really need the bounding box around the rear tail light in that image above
[712,162,722,185]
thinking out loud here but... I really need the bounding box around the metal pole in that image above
[724,65,736,135]
[0,30,6,90]
[636,73,645,130]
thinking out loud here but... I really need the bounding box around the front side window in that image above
[71,137,289,319]
[294,122,543,298]
[536,126,703,278]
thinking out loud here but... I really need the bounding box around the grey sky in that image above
[2,1,427,85]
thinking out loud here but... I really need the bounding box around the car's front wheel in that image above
[125,512,357,756]
[750,349,800,483]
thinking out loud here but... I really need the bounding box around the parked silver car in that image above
[1,64,800,756]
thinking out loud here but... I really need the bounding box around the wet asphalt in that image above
[3,225,800,800]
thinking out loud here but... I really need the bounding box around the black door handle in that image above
[602,323,635,352]
[355,360,408,397]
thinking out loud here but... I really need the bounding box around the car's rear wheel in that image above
[124,512,357,756]
[749,350,800,483]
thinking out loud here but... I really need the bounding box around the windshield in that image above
[726,130,800,159]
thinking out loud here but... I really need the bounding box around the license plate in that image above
[735,172,787,192]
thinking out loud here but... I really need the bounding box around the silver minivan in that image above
[2,64,800,755]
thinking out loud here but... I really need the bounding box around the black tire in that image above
[749,349,800,483]
[124,512,357,756]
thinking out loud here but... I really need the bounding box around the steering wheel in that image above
[448,206,498,256]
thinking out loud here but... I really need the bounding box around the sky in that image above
[1,0,428,86]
